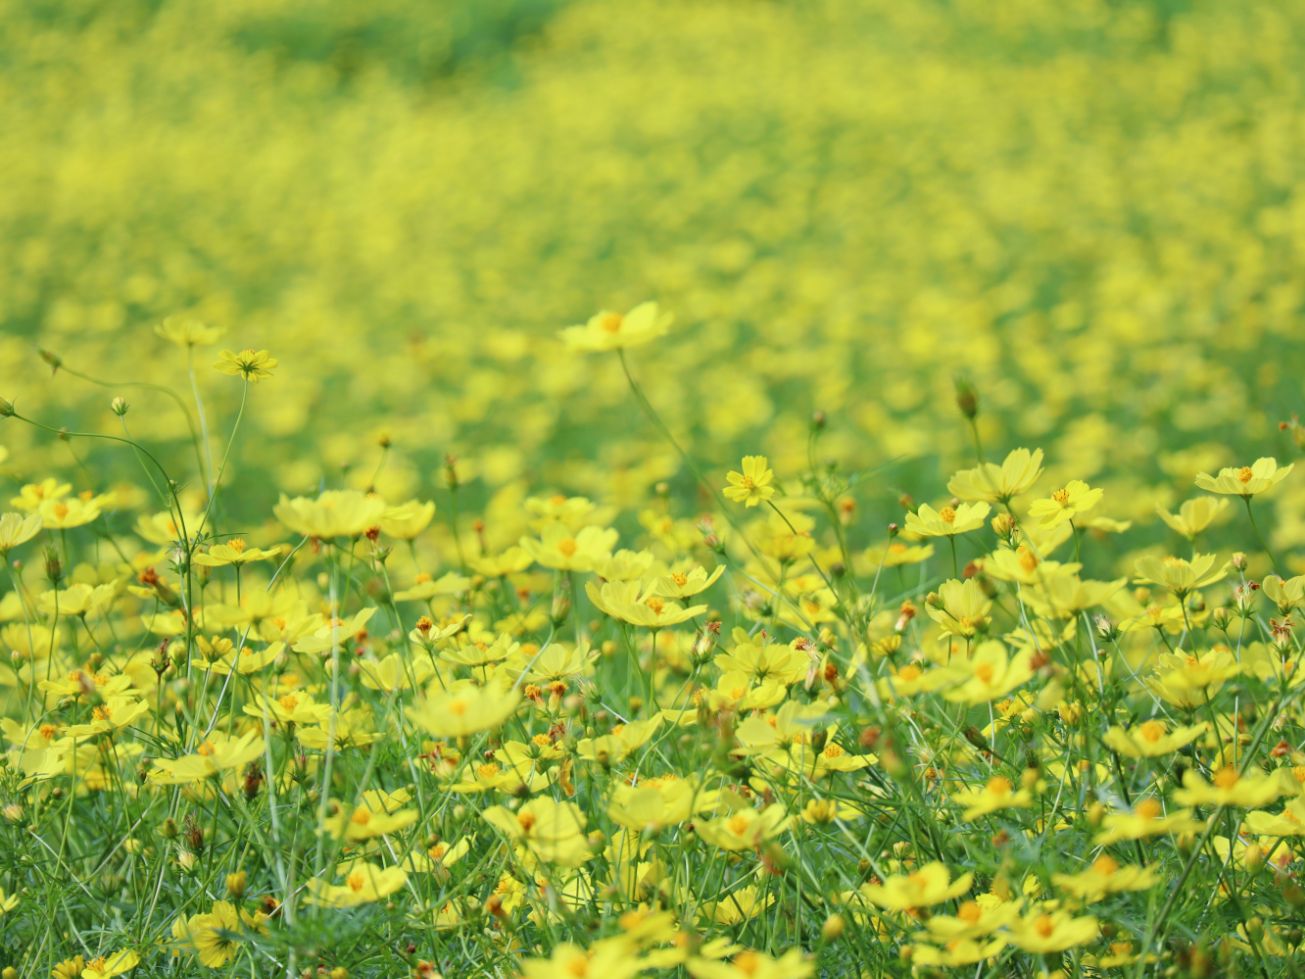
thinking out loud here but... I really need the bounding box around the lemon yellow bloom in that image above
[305,863,407,907]
[947,448,1044,503]
[215,348,277,382]
[1027,480,1103,527]
[482,796,590,867]
[0,511,41,553]
[1244,796,1305,836]
[694,804,791,851]
[1051,855,1159,901]
[79,949,139,979]
[1262,573,1305,613]
[559,301,673,352]
[922,895,1018,940]
[156,315,223,347]
[586,579,707,627]
[723,455,776,508]
[861,862,972,911]
[1195,457,1293,497]
[520,523,618,571]
[904,501,990,537]
[274,489,386,538]
[39,496,101,529]
[1007,910,1098,953]
[148,731,265,785]
[1133,552,1227,595]
[1093,798,1204,845]
[925,578,992,638]
[171,900,266,968]
[687,949,813,979]
[380,499,437,539]
[1157,497,1229,539]
[950,775,1033,821]
[1102,720,1205,758]
[191,539,282,567]
[910,939,1006,968]
[1173,766,1288,809]
[408,680,520,738]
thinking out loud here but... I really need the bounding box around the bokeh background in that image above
[3,0,1304,550]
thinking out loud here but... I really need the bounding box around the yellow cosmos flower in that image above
[0,511,41,553]
[559,301,673,352]
[585,579,707,627]
[79,949,139,979]
[1156,497,1230,539]
[520,941,647,979]
[321,801,418,842]
[1244,796,1305,837]
[950,775,1033,821]
[1173,766,1288,809]
[1195,457,1293,497]
[156,314,224,348]
[947,447,1044,503]
[408,680,520,738]
[943,641,1035,704]
[1093,798,1204,845]
[305,862,408,908]
[1133,552,1227,595]
[148,731,265,785]
[904,501,990,537]
[922,895,1019,940]
[482,796,590,867]
[687,949,813,979]
[861,862,972,911]
[653,564,725,597]
[1027,480,1103,527]
[910,939,1007,968]
[520,523,619,572]
[171,900,267,968]
[274,489,387,538]
[379,499,437,539]
[215,348,277,382]
[1102,720,1205,758]
[191,538,283,567]
[1051,854,1159,901]
[1261,573,1305,613]
[1007,910,1098,954]
[608,776,699,832]
[926,578,993,638]
[694,803,791,851]
[0,887,17,914]
[723,455,776,508]
[39,496,101,529]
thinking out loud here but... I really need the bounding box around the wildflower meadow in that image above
[3,0,1305,976]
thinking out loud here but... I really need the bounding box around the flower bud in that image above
[111,396,129,417]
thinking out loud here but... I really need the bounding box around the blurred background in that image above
[2,0,1304,552]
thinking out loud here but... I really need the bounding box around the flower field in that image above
[3,0,1305,975]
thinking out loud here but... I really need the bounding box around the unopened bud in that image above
[111,396,129,417]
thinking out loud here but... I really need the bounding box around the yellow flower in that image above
[925,578,992,638]
[1093,798,1204,845]
[305,863,408,908]
[482,796,590,867]
[11,478,71,511]
[1102,720,1205,758]
[171,900,266,968]
[1007,910,1098,954]
[1051,855,1159,901]
[0,887,17,914]
[922,895,1018,940]
[950,775,1033,821]
[520,523,619,572]
[274,489,387,538]
[215,348,277,382]
[947,447,1044,503]
[1261,573,1305,613]
[80,950,139,979]
[1027,480,1103,527]
[904,501,990,537]
[1173,766,1288,809]
[559,301,673,352]
[39,496,101,530]
[910,939,1007,968]
[723,455,776,508]
[861,862,972,911]
[585,579,707,627]
[1156,497,1229,539]
[687,949,813,979]
[191,539,283,567]
[1244,796,1305,837]
[608,776,698,831]
[1148,649,1238,708]
[1133,553,1227,595]
[0,511,41,553]
[156,314,224,348]
[694,803,791,851]
[148,731,265,785]
[520,941,647,979]
[379,499,437,539]
[653,564,724,597]
[321,801,418,842]
[942,641,1035,704]
[1195,457,1293,497]
[408,680,520,738]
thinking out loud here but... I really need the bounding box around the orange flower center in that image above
[1237,466,1254,483]
[939,506,957,524]
[1139,720,1166,743]
[599,313,623,334]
